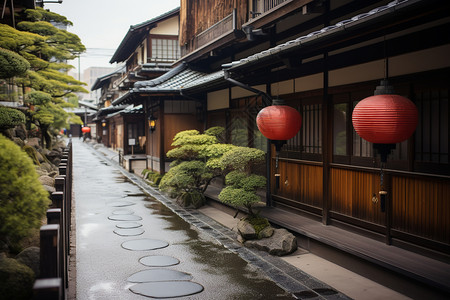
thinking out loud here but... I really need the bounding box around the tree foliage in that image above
[0,106,26,130]
[160,127,225,207]
[0,48,30,79]
[218,147,266,216]
[160,126,267,213]
[0,134,50,250]
[0,7,86,147]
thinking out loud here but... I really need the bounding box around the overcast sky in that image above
[47,0,180,75]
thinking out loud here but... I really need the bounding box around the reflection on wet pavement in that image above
[74,141,296,299]
[127,268,193,282]
[121,238,169,251]
[115,222,142,229]
[112,208,134,215]
[139,255,180,267]
[130,281,204,298]
[108,214,142,221]
[113,228,145,236]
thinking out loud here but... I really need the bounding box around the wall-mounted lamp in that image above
[148,115,157,132]
[101,119,107,127]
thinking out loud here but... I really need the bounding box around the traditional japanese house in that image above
[94,7,180,165]
[126,0,449,297]
[105,0,450,296]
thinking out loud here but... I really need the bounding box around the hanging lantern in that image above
[256,99,302,190]
[256,99,302,142]
[352,80,418,212]
[352,94,418,145]
[81,126,91,133]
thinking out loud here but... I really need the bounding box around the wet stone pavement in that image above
[73,140,350,299]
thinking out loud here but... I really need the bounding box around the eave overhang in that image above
[223,0,441,79]
[110,7,180,64]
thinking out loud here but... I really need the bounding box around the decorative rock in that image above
[237,219,257,240]
[14,125,27,140]
[258,225,274,239]
[46,150,62,165]
[35,167,48,176]
[12,137,25,148]
[48,170,58,178]
[39,175,55,187]
[42,185,56,193]
[40,162,54,172]
[237,234,246,244]
[36,151,45,163]
[16,246,40,277]
[244,228,297,256]
[25,137,40,147]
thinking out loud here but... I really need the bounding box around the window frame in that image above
[148,34,180,63]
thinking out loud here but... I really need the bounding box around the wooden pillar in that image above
[159,99,165,174]
[322,62,331,226]
[321,0,331,226]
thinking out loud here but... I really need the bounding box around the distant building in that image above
[81,67,118,103]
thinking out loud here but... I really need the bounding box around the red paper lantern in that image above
[81,126,91,133]
[352,94,418,144]
[256,103,302,141]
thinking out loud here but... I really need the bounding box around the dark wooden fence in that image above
[33,141,73,299]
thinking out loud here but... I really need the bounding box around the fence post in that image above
[33,278,62,300]
[55,176,70,251]
[46,208,66,297]
[39,224,60,278]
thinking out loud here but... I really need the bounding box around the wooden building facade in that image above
[174,0,450,295]
[106,0,449,295]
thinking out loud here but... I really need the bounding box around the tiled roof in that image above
[114,0,419,104]
[222,0,416,70]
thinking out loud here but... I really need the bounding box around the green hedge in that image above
[0,134,50,251]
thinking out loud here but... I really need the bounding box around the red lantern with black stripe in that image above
[81,126,91,133]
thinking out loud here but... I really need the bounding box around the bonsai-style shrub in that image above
[141,169,163,187]
[218,146,269,238]
[218,147,266,216]
[159,127,224,208]
[0,134,50,252]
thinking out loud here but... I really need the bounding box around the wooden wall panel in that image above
[273,160,323,208]
[330,168,385,225]
[179,0,248,46]
[164,114,203,154]
[392,176,450,244]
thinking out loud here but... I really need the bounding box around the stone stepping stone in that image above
[139,255,180,267]
[108,214,142,221]
[127,269,192,283]
[122,239,168,251]
[116,222,142,229]
[107,200,135,207]
[114,228,145,236]
[112,209,134,215]
[130,281,204,298]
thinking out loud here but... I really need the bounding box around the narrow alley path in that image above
[71,140,350,299]
[71,140,294,299]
